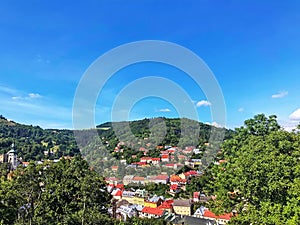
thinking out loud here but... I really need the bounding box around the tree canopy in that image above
[209,114,300,224]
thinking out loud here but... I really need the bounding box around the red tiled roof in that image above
[158,200,173,209]
[116,184,124,189]
[170,184,179,190]
[155,175,168,180]
[203,210,232,221]
[113,190,122,197]
[132,162,147,165]
[151,158,161,161]
[193,192,200,198]
[161,155,169,158]
[141,207,164,216]
[141,157,152,161]
[165,163,175,167]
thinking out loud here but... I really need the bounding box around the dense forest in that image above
[0,156,168,225]
[0,115,80,161]
[0,115,233,164]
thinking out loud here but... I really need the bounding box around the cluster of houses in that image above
[106,168,200,195]
[106,183,233,225]
[114,144,203,169]
[1,142,233,224]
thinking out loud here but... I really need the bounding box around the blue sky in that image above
[0,0,300,130]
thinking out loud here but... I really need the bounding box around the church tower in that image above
[7,143,18,170]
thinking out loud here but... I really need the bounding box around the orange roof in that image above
[141,207,164,216]
[155,174,169,180]
[170,175,181,182]
[161,155,169,158]
[203,210,232,221]
[133,176,145,181]
[22,162,29,165]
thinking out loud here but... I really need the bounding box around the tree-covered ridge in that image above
[77,117,234,175]
[96,117,233,148]
[0,115,80,161]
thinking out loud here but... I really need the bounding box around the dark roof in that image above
[175,216,217,225]
[173,199,192,207]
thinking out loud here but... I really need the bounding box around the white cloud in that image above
[28,93,42,99]
[205,121,223,128]
[12,96,22,100]
[196,100,211,107]
[272,91,288,99]
[289,108,300,121]
[238,107,244,112]
[12,93,42,101]
[159,108,171,112]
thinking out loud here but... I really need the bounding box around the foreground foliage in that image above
[210,114,300,224]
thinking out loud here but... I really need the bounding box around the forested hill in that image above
[95,117,234,148]
[0,115,234,162]
[0,115,79,161]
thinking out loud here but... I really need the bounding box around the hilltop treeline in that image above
[0,115,79,161]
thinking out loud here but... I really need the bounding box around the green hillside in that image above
[0,115,79,161]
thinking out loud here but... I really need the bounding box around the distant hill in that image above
[0,115,79,161]
[76,117,234,174]
[0,115,234,163]
[95,117,234,148]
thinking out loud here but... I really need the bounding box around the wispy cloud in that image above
[159,108,171,112]
[12,93,43,101]
[272,91,288,99]
[196,100,211,107]
[238,107,244,112]
[0,85,19,95]
[36,54,51,64]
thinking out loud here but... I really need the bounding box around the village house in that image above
[132,176,146,185]
[144,195,164,208]
[122,190,136,204]
[158,199,174,213]
[161,154,170,162]
[151,157,161,165]
[140,207,165,219]
[111,189,122,200]
[173,199,193,216]
[123,175,134,185]
[194,206,233,224]
[116,205,137,221]
[111,166,119,172]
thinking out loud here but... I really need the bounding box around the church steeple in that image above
[7,143,18,170]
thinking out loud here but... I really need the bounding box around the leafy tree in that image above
[209,114,300,224]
